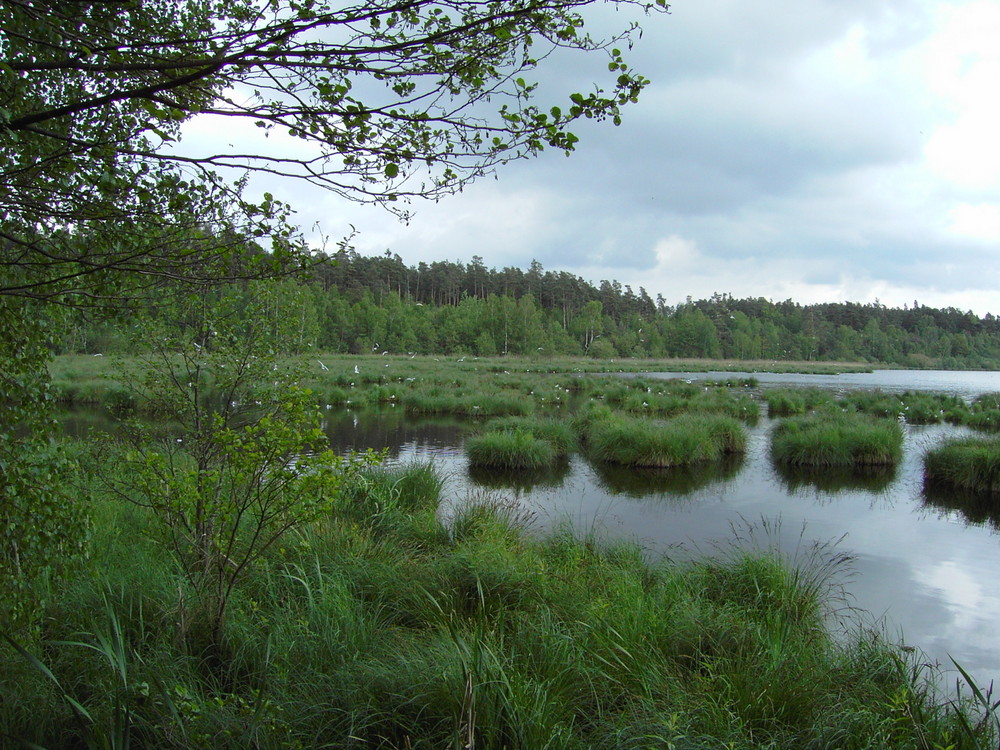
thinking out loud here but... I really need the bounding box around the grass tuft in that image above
[924,436,1000,495]
[770,412,903,467]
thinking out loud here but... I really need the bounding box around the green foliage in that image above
[3,1,662,306]
[1,462,992,748]
[0,300,89,637]
[481,416,578,455]
[466,430,559,470]
[763,387,835,416]
[924,436,1000,495]
[771,412,904,468]
[99,299,380,637]
[586,412,747,467]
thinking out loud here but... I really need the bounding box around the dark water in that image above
[321,370,1000,690]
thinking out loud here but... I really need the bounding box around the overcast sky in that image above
[223,0,1000,315]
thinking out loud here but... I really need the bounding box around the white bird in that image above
[317,360,329,371]
[353,365,359,374]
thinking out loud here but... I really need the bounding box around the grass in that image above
[763,387,835,417]
[586,412,747,468]
[465,415,578,471]
[843,389,969,424]
[770,412,904,467]
[466,429,558,470]
[924,436,1000,495]
[961,393,1000,432]
[1,461,989,748]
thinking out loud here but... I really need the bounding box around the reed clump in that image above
[481,416,577,455]
[961,393,1000,431]
[466,429,558,470]
[924,436,1000,495]
[403,390,533,417]
[771,412,904,467]
[586,412,747,468]
[763,387,834,417]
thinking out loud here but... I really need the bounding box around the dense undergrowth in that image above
[2,461,993,749]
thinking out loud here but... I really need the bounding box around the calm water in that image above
[321,370,1000,690]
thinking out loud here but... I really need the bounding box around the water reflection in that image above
[773,462,898,494]
[321,407,467,458]
[468,460,571,493]
[590,453,745,497]
[922,483,1000,531]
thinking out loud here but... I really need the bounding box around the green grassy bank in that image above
[1,460,991,749]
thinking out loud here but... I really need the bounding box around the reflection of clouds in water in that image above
[918,558,1000,640]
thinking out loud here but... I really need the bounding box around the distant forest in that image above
[67,250,1000,369]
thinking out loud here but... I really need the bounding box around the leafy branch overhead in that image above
[1,0,666,304]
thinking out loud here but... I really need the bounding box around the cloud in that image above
[171,0,1000,316]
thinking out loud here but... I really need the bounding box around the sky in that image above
[199,0,1000,315]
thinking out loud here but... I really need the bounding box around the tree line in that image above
[66,250,1000,369]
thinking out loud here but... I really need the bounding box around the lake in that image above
[319,369,1000,690]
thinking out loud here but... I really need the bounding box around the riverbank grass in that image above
[771,412,904,467]
[1,460,988,749]
[924,436,1000,495]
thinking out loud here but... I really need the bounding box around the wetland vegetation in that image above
[924,436,1000,495]
[9,348,1000,747]
[9,2,1000,741]
[770,412,905,468]
[2,457,994,749]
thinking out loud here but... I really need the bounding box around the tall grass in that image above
[961,393,1000,432]
[587,412,747,468]
[1,460,990,748]
[924,436,1000,495]
[466,416,576,471]
[763,387,834,417]
[404,390,534,417]
[842,389,969,424]
[481,416,577,455]
[771,412,904,467]
[466,430,558,470]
